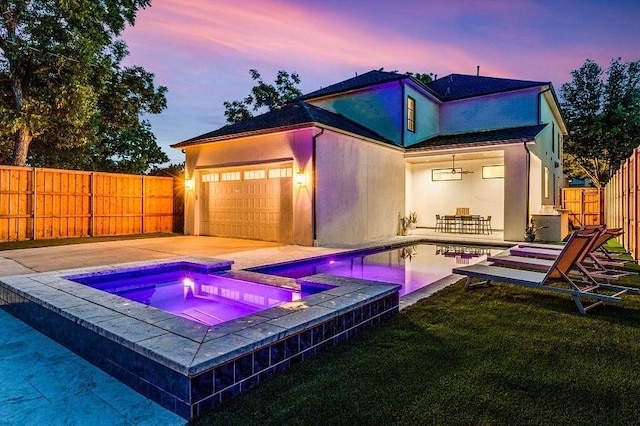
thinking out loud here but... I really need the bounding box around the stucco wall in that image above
[503,144,529,241]
[315,132,405,245]
[404,84,440,146]
[181,128,314,246]
[529,93,564,205]
[439,88,539,134]
[307,81,403,144]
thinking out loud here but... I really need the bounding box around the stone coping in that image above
[0,256,399,377]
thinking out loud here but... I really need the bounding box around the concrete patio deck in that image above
[0,233,509,425]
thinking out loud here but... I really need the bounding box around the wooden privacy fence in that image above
[0,165,176,242]
[561,187,603,228]
[605,147,640,260]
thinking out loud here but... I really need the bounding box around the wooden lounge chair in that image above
[453,230,640,314]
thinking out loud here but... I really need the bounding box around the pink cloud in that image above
[124,0,486,79]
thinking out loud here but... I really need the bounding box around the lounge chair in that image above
[487,254,554,271]
[510,227,634,278]
[453,229,640,314]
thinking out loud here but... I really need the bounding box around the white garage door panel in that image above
[198,165,292,242]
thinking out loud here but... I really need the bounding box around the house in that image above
[172,70,567,245]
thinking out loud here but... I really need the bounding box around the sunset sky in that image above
[121,0,640,163]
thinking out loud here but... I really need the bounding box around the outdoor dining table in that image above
[438,215,488,234]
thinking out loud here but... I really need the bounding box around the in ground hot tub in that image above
[65,262,323,326]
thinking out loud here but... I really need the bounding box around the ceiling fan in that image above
[449,154,473,174]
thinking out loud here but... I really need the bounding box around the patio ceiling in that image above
[404,149,504,164]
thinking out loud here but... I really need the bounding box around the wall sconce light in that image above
[184,179,195,190]
[295,170,306,186]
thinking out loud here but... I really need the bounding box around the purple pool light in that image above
[66,262,314,326]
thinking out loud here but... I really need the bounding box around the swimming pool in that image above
[0,257,399,419]
[65,262,321,326]
[251,243,502,296]
[0,242,502,420]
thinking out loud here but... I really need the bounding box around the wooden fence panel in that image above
[0,165,176,242]
[94,173,143,236]
[34,168,92,239]
[143,176,175,233]
[0,167,32,241]
[561,187,603,227]
[629,151,638,257]
[604,147,640,260]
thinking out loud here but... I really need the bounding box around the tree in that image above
[560,58,640,187]
[0,0,168,173]
[223,69,302,123]
[405,72,434,85]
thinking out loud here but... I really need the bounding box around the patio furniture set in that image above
[435,208,492,234]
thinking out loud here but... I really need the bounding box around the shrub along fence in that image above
[0,165,177,242]
[605,147,640,260]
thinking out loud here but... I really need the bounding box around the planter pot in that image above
[401,228,408,236]
[524,233,535,242]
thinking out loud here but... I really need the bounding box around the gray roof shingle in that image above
[408,124,547,150]
[426,74,549,101]
[297,70,409,101]
[172,101,397,148]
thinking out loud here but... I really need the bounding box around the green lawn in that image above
[193,276,640,426]
[0,233,178,251]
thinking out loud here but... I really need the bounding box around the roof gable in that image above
[427,74,549,101]
[172,101,397,148]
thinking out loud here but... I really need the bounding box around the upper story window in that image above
[552,122,555,153]
[407,96,416,132]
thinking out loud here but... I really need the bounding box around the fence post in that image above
[32,167,37,240]
[90,172,95,237]
[142,175,145,234]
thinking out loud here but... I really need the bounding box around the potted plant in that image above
[399,212,418,235]
[408,211,418,229]
[400,215,410,235]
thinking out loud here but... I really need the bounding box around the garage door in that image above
[198,163,293,242]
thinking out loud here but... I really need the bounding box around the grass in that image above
[0,233,179,251]
[192,275,640,426]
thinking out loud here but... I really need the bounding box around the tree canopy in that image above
[560,58,640,187]
[224,69,302,123]
[0,0,169,173]
[405,71,433,85]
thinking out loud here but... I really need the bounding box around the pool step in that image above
[182,308,224,326]
[220,270,300,290]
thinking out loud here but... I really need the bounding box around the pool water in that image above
[66,263,311,326]
[252,243,502,297]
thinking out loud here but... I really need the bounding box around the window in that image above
[244,170,265,180]
[407,96,416,132]
[268,168,293,179]
[552,123,555,153]
[558,133,562,152]
[201,173,219,182]
[544,167,550,198]
[221,171,241,181]
[482,165,504,179]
